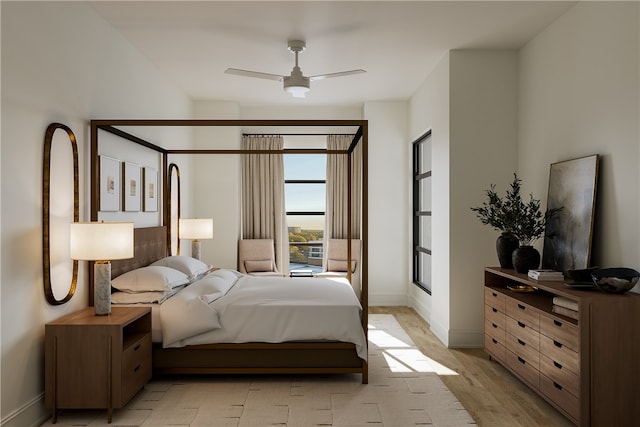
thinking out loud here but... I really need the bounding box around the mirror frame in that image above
[42,123,79,305]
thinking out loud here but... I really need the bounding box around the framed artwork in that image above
[123,162,141,212]
[542,155,600,274]
[143,167,158,212]
[99,156,120,212]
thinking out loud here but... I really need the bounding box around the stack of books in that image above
[527,269,564,281]
[552,296,579,320]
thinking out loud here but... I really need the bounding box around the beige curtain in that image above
[241,135,287,273]
[325,134,362,239]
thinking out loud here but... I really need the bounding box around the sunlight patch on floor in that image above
[369,320,459,376]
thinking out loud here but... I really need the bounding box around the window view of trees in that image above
[284,152,326,273]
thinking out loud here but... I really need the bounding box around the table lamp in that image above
[70,222,134,315]
[179,218,213,261]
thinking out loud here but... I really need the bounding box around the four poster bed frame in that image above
[89,119,369,383]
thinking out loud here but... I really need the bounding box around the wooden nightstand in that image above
[45,306,152,423]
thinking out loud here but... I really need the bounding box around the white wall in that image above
[408,50,518,347]
[0,3,192,426]
[518,1,639,278]
[362,101,409,305]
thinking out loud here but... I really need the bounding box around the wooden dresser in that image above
[45,307,152,423]
[484,267,640,427]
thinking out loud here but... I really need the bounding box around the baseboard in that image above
[1,393,50,427]
[447,329,484,348]
[408,293,431,324]
[368,293,408,306]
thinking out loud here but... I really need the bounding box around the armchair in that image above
[315,239,362,298]
[237,239,284,277]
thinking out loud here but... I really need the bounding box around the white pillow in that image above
[111,287,183,304]
[151,256,210,280]
[112,266,190,293]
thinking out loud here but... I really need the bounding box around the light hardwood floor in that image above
[369,306,574,427]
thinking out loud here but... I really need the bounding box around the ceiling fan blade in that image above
[224,68,284,82]
[309,69,366,81]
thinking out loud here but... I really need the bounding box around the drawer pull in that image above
[491,323,498,329]
[492,292,498,297]
[553,340,563,348]
[553,381,563,391]
[492,338,498,344]
[134,364,141,373]
[492,308,498,313]
[517,338,526,346]
[553,319,563,327]
[517,303,526,310]
[134,343,141,351]
[517,321,526,328]
[517,356,526,365]
[553,361,563,369]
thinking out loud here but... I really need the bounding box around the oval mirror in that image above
[168,163,181,255]
[43,123,79,305]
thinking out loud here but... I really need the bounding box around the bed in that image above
[91,119,368,383]
[110,226,368,382]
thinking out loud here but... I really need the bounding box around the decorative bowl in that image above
[591,268,640,294]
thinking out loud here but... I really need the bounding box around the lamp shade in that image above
[179,218,213,240]
[70,222,134,261]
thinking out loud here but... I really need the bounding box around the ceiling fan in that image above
[224,40,366,98]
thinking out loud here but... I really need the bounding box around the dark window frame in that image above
[412,130,432,294]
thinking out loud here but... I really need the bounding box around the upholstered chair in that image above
[237,239,284,277]
[315,239,362,298]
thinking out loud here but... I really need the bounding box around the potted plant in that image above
[471,173,562,273]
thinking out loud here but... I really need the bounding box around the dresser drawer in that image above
[506,332,539,371]
[505,298,540,331]
[540,373,580,423]
[485,304,506,331]
[485,287,506,313]
[540,354,580,398]
[485,317,506,342]
[505,349,539,390]
[539,313,579,352]
[121,334,152,405]
[505,315,540,352]
[540,334,579,376]
[484,333,506,364]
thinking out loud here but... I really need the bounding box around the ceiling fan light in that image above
[284,68,310,98]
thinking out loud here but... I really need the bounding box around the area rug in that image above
[45,314,476,426]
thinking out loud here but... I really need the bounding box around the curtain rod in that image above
[242,133,356,136]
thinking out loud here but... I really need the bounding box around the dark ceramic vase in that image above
[512,245,541,273]
[496,233,519,269]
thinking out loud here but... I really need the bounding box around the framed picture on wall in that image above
[143,167,158,212]
[123,162,141,212]
[99,156,120,212]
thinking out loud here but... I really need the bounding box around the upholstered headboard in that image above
[111,226,167,279]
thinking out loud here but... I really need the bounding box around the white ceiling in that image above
[91,1,577,106]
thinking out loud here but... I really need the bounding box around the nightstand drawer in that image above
[540,354,579,398]
[506,298,540,331]
[539,313,579,352]
[540,373,580,423]
[484,333,506,363]
[121,334,152,405]
[485,287,506,313]
[540,334,579,376]
[506,349,539,389]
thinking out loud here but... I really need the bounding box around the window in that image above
[412,131,432,293]
[284,153,326,274]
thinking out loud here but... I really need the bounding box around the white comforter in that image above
[160,269,367,360]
